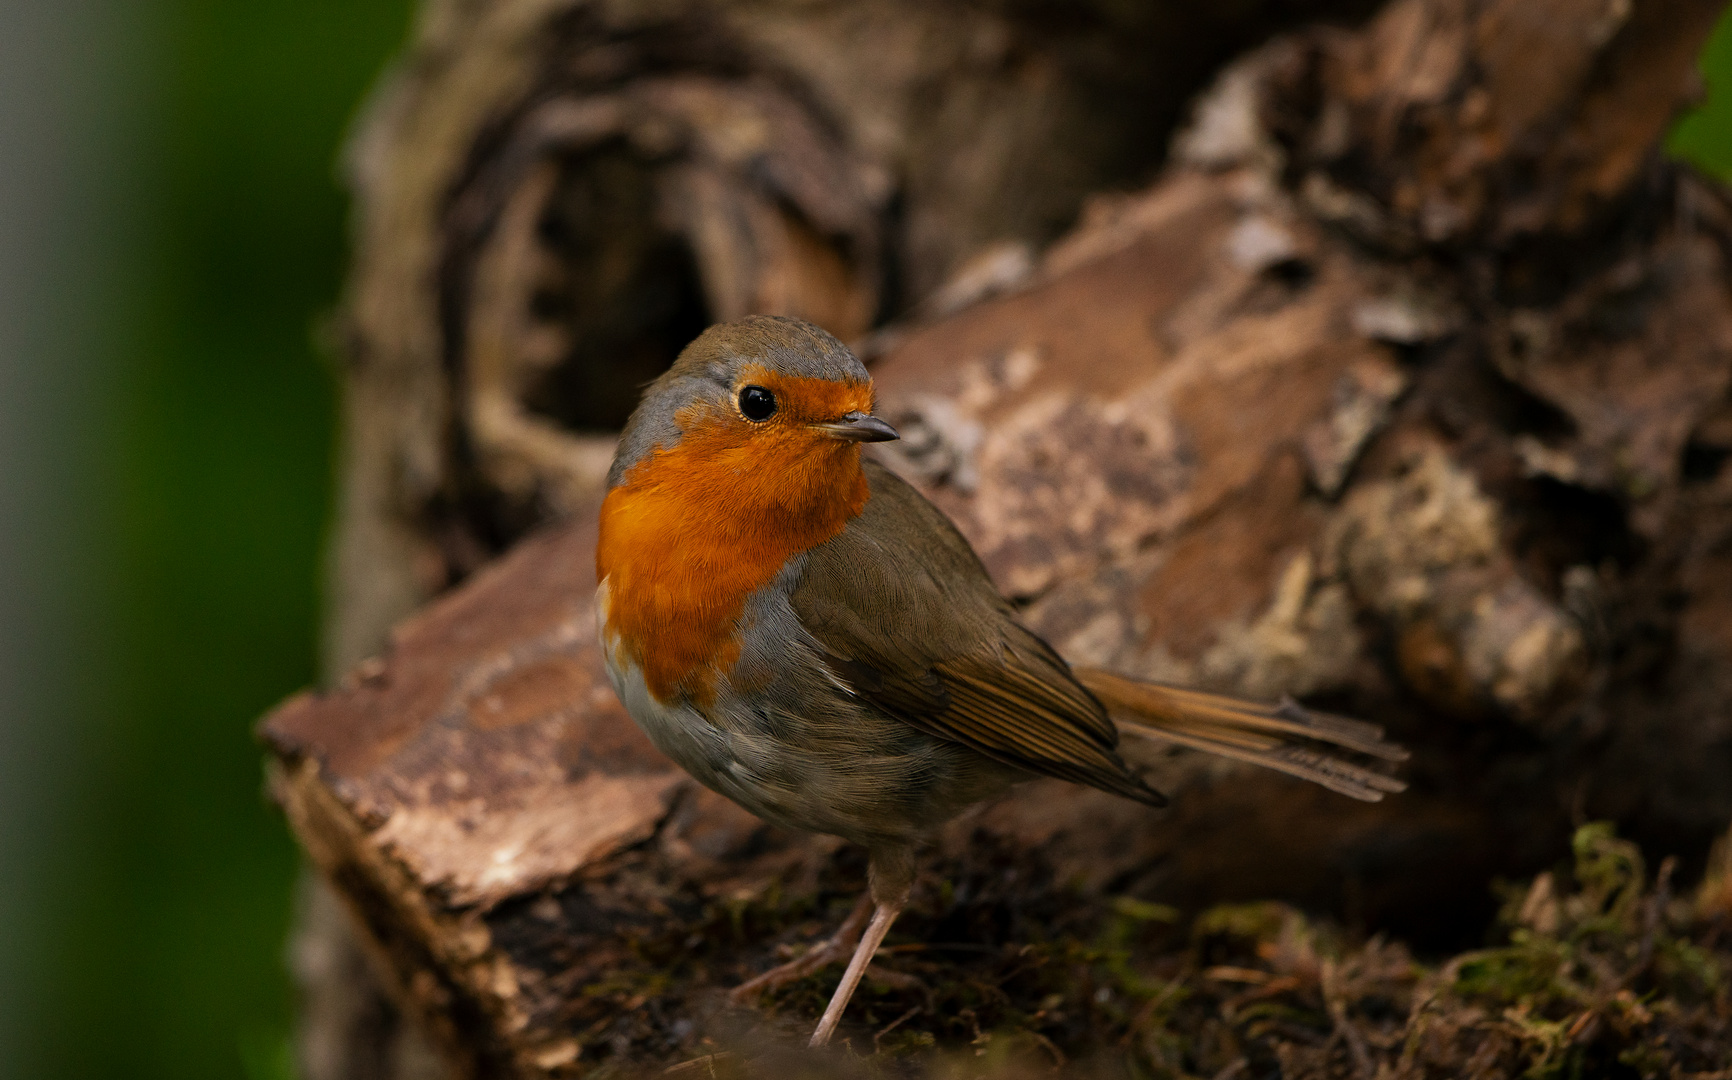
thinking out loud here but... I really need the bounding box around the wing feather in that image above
[790,461,1165,807]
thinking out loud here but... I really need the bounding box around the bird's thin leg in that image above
[808,846,915,1048]
[728,892,874,1005]
[808,898,903,1048]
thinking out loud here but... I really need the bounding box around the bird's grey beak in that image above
[813,411,899,443]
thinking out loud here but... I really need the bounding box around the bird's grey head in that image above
[606,316,894,489]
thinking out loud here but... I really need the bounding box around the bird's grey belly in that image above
[595,582,1017,849]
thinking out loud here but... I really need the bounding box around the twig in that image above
[1329,997,1376,1079]
[1631,856,1677,980]
[1323,958,1376,1079]
[1211,1059,1248,1080]
[1028,1030,1066,1069]
[872,1005,922,1053]
[1571,855,1678,1047]
[1218,975,1302,1019]
[862,962,927,994]
[1118,979,1186,1048]
[663,1052,732,1076]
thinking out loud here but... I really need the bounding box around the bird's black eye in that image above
[738,385,777,421]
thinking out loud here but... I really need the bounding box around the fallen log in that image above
[269,0,1732,1075]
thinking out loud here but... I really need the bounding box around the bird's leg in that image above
[808,847,914,1049]
[728,892,874,1005]
[807,898,904,1047]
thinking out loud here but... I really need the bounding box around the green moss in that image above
[1416,824,1731,1079]
[551,823,1729,1078]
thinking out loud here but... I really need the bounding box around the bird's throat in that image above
[596,416,870,707]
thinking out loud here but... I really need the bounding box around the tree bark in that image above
[267,0,1732,1075]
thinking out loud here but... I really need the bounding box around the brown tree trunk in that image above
[265,0,1732,1076]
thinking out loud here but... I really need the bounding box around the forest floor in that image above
[609,824,1732,1080]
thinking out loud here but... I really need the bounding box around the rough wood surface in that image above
[324,0,1384,679]
[271,0,1732,1076]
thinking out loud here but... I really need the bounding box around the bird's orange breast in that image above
[596,374,873,707]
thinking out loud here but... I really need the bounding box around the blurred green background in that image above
[0,4,1729,1080]
[0,2,412,1078]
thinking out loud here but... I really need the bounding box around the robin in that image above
[596,316,1404,1048]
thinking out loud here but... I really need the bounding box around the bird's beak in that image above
[812,411,899,443]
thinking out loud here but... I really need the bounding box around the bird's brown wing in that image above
[790,460,1165,806]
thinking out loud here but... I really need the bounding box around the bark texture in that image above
[268,0,1732,1076]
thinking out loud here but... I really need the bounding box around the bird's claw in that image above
[727,894,874,1006]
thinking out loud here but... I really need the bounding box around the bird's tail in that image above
[1074,668,1408,803]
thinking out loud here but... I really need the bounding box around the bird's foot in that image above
[728,893,874,1005]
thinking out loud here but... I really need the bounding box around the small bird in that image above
[596,316,1404,1047]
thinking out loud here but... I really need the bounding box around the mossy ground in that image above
[573,823,1732,1079]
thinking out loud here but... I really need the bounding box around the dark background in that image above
[0,4,1728,1079]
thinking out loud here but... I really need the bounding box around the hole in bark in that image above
[1502,380,1577,441]
[1511,477,1642,579]
[520,143,710,433]
[1682,439,1731,484]
[1266,256,1315,287]
[1236,257,1317,316]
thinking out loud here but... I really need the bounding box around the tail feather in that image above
[1075,668,1408,803]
